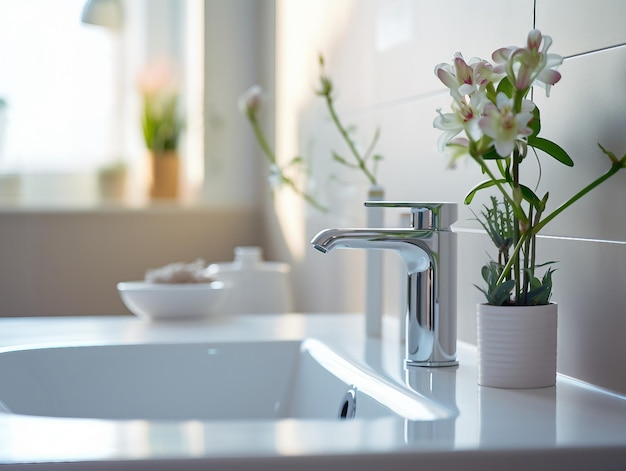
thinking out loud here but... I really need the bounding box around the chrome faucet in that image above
[311,202,458,368]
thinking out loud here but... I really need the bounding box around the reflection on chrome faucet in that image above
[405,367,459,413]
[404,367,459,446]
[311,202,458,368]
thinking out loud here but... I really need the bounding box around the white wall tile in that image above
[536,0,626,57]
[529,45,626,241]
[322,0,534,111]
[537,236,626,393]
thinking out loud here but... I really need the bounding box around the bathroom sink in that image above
[0,339,450,422]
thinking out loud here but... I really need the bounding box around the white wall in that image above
[269,0,626,394]
[202,0,272,208]
[0,207,261,317]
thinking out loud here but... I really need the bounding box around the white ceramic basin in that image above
[0,339,451,422]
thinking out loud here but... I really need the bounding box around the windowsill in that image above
[0,200,255,214]
[0,172,247,213]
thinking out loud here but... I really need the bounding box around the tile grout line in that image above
[454,226,626,246]
[564,42,626,60]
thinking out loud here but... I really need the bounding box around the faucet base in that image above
[405,359,459,369]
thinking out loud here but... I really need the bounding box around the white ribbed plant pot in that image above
[477,303,558,389]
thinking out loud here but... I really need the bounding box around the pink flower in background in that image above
[137,57,179,98]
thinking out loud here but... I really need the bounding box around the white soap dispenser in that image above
[207,246,293,314]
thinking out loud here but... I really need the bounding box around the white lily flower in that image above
[479,93,534,157]
[492,30,563,96]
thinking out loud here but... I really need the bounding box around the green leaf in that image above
[476,261,515,305]
[332,151,358,168]
[332,152,347,164]
[539,191,549,212]
[496,159,512,182]
[496,77,513,98]
[474,284,490,300]
[477,278,515,306]
[598,142,620,164]
[464,179,506,204]
[529,106,541,138]
[491,279,515,305]
[542,267,556,286]
[526,285,551,305]
[287,156,304,166]
[535,260,558,268]
[529,276,542,291]
[528,136,574,167]
[519,184,542,209]
[480,265,490,283]
[482,147,505,160]
[521,267,555,305]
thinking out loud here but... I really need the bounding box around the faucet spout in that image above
[310,203,458,368]
[311,228,434,272]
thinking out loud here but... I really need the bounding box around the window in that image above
[0,0,120,172]
[0,0,204,206]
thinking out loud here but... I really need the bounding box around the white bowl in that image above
[117,281,229,321]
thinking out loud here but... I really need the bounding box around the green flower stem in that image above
[321,91,377,186]
[513,224,521,300]
[496,156,626,286]
[282,176,328,212]
[532,159,626,234]
[529,205,543,298]
[249,113,277,165]
[496,230,529,288]
[472,155,519,215]
[249,113,327,212]
[512,147,522,302]
[521,205,533,303]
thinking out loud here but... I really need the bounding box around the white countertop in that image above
[0,313,625,470]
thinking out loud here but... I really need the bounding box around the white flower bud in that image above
[238,85,264,116]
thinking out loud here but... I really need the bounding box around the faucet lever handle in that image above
[364,202,457,230]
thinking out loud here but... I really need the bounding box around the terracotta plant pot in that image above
[477,302,558,389]
[149,150,179,199]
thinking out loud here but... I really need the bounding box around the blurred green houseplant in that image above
[137,58,182,152]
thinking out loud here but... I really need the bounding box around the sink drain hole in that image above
[338,387,357,420]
